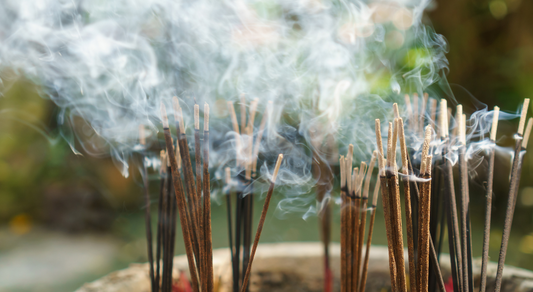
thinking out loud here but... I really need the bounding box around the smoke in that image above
[0,0,510,216]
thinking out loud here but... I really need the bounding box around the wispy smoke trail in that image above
[0,0,497,216]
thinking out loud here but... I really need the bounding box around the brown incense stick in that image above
[203,103,213,292]
[340,156,347,292]
[398,118,417,292]
[378,120,398,292]
[494,99,530,292]
[240,154,283,292]
[480,106,499,292]
[389,119,407,292]
[161,104,200,292]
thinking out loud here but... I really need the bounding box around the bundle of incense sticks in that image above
[339,147,380,292]
[225,96,270,292]
[364,95,532,292]
[156,100,212,292]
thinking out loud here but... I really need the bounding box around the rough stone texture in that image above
[75,242,533,292]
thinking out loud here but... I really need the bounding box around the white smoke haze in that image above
[0,0,522,216]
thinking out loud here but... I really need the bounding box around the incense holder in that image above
[76,242,533,292]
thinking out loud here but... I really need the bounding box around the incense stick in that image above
[480,106,499,292]
[377,120,398,292]
[203,103,213,292]
[494,99,530,292]
[139,125,155,292]
[240,154,284,292]
[398,118,417,292]
[340,156,347,292]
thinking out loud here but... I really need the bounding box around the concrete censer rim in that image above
[75,242,533,292]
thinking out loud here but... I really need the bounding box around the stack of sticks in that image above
[339,147,381,292]
[156,98,213,292]
[365,94,533,292]
[224,96,270,292]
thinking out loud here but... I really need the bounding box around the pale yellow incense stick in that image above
[439,99,448,138]
[194,104,200,130]
[393,103,400,119]
[240,93,246,134]
[204,103,210,132]
[363,152,377,199]
[225,167,231,185]
[420,126,432,175]
[139,125,146,145]
[347,144,354,194]
[518,98,530,136]
[171,97,185,134]
[490,106,500,142]
[248,98,259,128]
[161,103,170,128]
[522,118,533,148]
[386,122,394,171]
[375,119,385,175]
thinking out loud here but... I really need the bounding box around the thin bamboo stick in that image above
[494,99,530,292]
[139,125,155,292]
[480,106,499,292]
[239,154,284,292]
[398,118,417,292]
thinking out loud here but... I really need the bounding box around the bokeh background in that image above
[2,0,533,291]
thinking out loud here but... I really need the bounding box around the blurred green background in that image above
[2,0,533,291]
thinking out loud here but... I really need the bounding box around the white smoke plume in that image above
[1,0,514,216]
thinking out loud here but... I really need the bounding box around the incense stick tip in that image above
[491,106,500,141]
[272,154,283,183]
[160,103,169,128]
[194,104,200,130]
[204,103,210,131]
[522,117,533,148]
[518,99,530,135]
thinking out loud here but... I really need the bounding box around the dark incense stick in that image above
[480,107,499,292]
[139,126,155,292]
[240,154,283,292]
[203,104,213,292]
[494,103,531,292]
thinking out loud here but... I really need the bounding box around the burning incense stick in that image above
[398,118,417,292]
[340,155,347,292]
[479,106,499,292]
[376,119,398,292]
[494,99,530,292]
[139,125,156,292]
[203,103,213,292]
[240,154,284,292]
[417,126,432,292]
